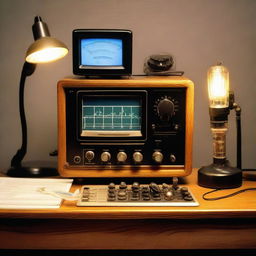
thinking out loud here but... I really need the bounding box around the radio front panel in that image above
[57,77,194,178]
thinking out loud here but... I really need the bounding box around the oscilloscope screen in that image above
[81,96,142,137]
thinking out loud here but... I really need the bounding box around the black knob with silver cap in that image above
[133,152,143,163]
[119,181,127,190]
[152,151,163,164]
[101,151,111,163]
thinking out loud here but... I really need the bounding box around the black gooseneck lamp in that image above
[7,16,68,177]
[198,63,242,189]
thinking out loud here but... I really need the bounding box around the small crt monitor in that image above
[73,29,132,76]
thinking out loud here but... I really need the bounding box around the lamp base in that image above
[198,162,242,189]
[7,161,58,177]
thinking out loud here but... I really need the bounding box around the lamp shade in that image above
[25,36,68,63]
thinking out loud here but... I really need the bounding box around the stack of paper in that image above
[0,177,73,209]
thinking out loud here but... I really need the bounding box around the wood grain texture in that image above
[57,76,194,178]
[0,219,255,249]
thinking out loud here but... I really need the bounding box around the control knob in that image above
[133,152,143,163]
[101,152,111,163]
[73,155,81,164]
[117,151,127,163]
[170,154,176,163]
[152,151,163,164]
[85,150,95,161]
[157,98,175,122]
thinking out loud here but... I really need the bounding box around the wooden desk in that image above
[0,170,255,250]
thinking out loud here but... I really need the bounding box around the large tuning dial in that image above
[156,98,175,122]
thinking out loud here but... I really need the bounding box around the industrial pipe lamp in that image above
[198,63,242,188]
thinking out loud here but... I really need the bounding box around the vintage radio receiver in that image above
[57,76,194,178]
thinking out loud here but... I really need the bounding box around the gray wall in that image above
[0,0,255,173]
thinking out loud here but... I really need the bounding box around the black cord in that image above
[202,188,256,201]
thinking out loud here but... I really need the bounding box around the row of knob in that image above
[80,150,176,164]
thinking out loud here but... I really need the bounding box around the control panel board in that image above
[77,181,199,207]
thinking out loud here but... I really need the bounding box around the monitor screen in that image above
[81,38,123,66]
[73,29,132,76]
[81,96,142,137]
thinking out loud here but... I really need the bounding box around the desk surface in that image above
[0,169,255,220]
[0,169,256,250]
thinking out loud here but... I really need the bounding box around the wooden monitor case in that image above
[57,76,194,178]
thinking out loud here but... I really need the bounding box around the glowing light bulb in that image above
[208,64,229,108]
[26,47,68,63]
[25,37,68,64]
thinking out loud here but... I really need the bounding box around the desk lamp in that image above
[7,16,68,177]
[198,63,242,188]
